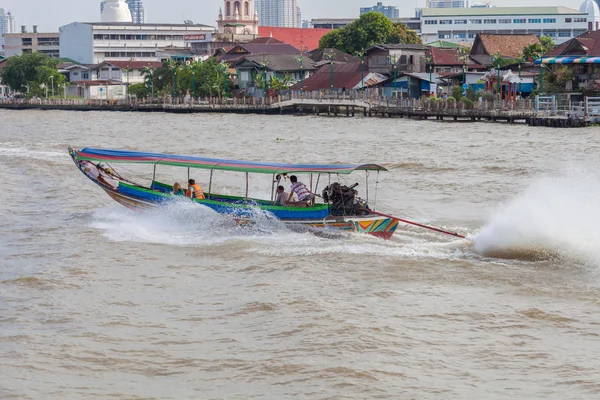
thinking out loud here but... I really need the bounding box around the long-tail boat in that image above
[69,147,399,239]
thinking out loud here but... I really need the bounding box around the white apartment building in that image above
[421,6,590,44]
[426,0,468,8]
[59,22,215,64]
[255,0,298,27]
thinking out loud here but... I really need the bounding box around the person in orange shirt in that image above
[185,179,205,200]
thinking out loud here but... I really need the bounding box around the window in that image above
[528,19,541,23]
[22,38,33,46]
[468,33,476,38]
[544,31,557,38]
[438,33,451,39]
[73,72,79,76]
[424,20,438,25]
[470,19,482,24]
[513,19,526,23]
[558,31,571,37]
[543,18,556,23]
[82,72,90,80]
[565,18,572,23]
[440,20,453,25]
[499,19,511,24]
[483,19,497,24]
[453,33,467,39]
[454,19,467,24]
[94,34,104,40]
[573,18,587,23]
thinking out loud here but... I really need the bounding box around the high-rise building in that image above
[1,9,16,54]
[255,0,298,27]
[360,2,400,19]
[126,0,145,24]
[426,0,469,8]
[296,7,302,28]
[101,0,144,24]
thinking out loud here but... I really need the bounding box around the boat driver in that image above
[186,179,205,200]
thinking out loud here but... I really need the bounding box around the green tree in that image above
[389,22,423,45]
[522,36,556,61]
[318,12,420,54]
[0,53,66,96]
[127,83,148,99]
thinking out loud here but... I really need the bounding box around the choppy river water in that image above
[1,110,600,399]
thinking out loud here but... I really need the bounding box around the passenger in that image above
[185,179,205,200]
[287,175,314,206]
[274,185,289,206]
[172,182,185,196]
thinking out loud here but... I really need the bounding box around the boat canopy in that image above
[76,148,388,175]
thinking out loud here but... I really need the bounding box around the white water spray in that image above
[473,168,600,265]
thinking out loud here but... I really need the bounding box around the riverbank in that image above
[0,95,591,127]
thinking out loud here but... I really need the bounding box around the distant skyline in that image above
[0,0,585,31]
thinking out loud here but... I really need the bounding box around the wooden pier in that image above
[1,93,597,127]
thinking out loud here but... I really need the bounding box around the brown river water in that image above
[1,110,600,399]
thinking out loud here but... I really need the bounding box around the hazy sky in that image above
[1,0,584,32]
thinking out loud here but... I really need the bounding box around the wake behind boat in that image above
[69,147,400,239]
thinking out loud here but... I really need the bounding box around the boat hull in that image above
[70,150,398,239]
[100,185,399,239]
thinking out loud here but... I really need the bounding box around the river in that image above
[1,110,599,399]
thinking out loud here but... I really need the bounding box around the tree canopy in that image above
[142,57,234,97]
[522,36,556,61]
[0,53,67,96]
[318,12,422,54]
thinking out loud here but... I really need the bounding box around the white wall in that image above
[422,12,589,44]
[60,23,94,64]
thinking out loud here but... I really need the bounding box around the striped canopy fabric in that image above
[535,56,600,64]
[76,148,388,175]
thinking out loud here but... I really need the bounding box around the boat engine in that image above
[322,182,367,216]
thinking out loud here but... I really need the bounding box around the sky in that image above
[0,0,585,32]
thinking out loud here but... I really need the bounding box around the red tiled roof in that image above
[102,61,163,69]
[545,30,600,57]
[248,37,284,44]
[473,33,541,58]
[258,26,332,52]
[428,47,485,69]
[220,42,301,63]
[291,62,365,91]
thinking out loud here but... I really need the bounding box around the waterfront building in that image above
[364,44,429,75]
[290,61,388,92]
[59,22,214,64]
[360,2,400,19]
[540,28,600,93]
[421,6,590,44]
[255,0,299,28]
[231,53,316,90]
[426,0,468,8]
[425,46,485,74]
[1,9,16,55]
[4,26,60,58]
[469,33,540,66]
[218,38,300,64]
